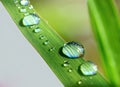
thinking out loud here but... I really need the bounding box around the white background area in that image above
[0,2,63,87]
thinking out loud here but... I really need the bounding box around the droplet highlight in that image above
[34,27,41,33]
[80,61,97,76]
[49,47,55,51]
[68,69,72,73]
[62,41,84,58]
[62,60,69,67]
[77,80,82,85]
[20,8,27,13]
[39,35,45,40]
[22,13,40,26]
[20,0,29,6]
[29,5,33,9]
[43,40,49,45]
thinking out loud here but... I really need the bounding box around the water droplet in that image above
[24,13,29,16]
[34,27,41,33]
[29,5,33,9]
[16,4,19,7]
[49,47,55,51]
[18,6,21,9]
[63,63,69,67]
[77,80,82,85]
[29,25,35,29]
[43,40,49,45]
[62,60,69,67]
[14,0,19,4]
[68,69,72,72]
[62,41,84,58]
[39,35,45,39]
[20,0,29,6]
[22,13,40,26]
[80,61,97,76]
[20,8,27,13]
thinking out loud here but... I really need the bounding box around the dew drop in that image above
[22,13,40,26]
[43,40,49,45]
[77,80,82,85]
[80,61,97,76]
[68,69,72,73]
[20,0,29,6]
[24,13,29,16]
[29,5,33,9]
[62,41,84,58]
[62,60,69,67]
[63,63,69,67]
[29,25,35,29]
[39,35,45,40]
[20,8,27,13]
[34,27,41,33]
[14,0,19,4]
[49,47,55,51]
[18,6,21,9]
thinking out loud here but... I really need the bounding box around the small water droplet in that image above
[18,6,21,9]
[24,13,29,16]
[77,80,82,85]
[34,27,41,33]
[20,8,27,13]
[22,13,40,26]
[39,35,45,39]
[62,41,84,58]
[20,0,29,6]
[29,5,33,9]
[80,61,97,76]
[43,40,49,45]
[16,4,19,7]
[68,69,72,72]
[63,63,69,67]
[62,60,69,67]
[49,47,55,51]
[29,25,35,29]
[14,0,19,4]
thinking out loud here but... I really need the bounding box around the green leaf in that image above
[1,0,110,87]
[88,0,120,86]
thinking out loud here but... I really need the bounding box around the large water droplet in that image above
[80,61,97,75]
[20,0,29,6]
[62,41,84,58]
[34,27,41,33]
[22,13,40,26]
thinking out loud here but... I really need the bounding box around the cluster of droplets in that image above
[14,0,55,52]
[14,0,98,85]
[61,41,98,85]
[62,60,73,73]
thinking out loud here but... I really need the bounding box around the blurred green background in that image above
[30,0,120,76]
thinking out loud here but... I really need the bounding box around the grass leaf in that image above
[1,0,110,87]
